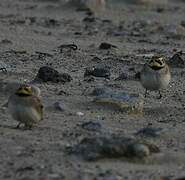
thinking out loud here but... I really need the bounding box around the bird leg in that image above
[158,90,162,99]
[16,122,21,129]
[24,123,33,130]
[144,89,148,98]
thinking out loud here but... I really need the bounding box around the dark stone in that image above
[115,73,129,81]
[66,135,160,161]
[156,7,165,13]
[0,39,12,44]
[35,66,72,83]
[99,42,117,50]
[86,10,94,16]
[81,121,102,132]
[58,44,78,52]
[168,52,185,68]
[91,56,102,62]
[89,87,107,96]
[58,90,69,96]
[53,101,67,111]
[83,16,96,23]
[44,18,60,27]
[74,31,82,35]
[135,127,164,138]
[84,66,111,78]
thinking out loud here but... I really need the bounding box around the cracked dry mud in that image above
[0,0,185,179]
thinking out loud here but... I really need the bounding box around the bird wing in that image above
[31,96,44,120]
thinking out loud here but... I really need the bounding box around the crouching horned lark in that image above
[140,56,171,98]
[8,85,43,129]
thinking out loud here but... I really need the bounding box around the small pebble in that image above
[81,121,102,131]
[99,42,117,50]
[76,112,84,116]
[135,127,164,138]
[84,66,111,78]
[54,101,67,111]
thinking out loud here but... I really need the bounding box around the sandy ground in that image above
[0,0,185,179]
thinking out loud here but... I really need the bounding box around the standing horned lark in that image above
[8,85,43,129]
[140,56,171,98]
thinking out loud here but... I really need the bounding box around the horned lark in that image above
[140,56,171,98]
[8,85,43,129]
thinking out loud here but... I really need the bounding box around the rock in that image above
[53,101,67,111]
[99,42,117,50]
[65,135,160,161]
[168,52,185,68]
[93,89,144,114]
[83,16,96,22]
[34,66,72,83]
[90,56,102,62]
[81,121,102,131]
[135,127,164,138]
[76,112,84,116]
[16,165,34,172]
[44,18,60,27]
[58,89,70,96]
[89,87,107,96]
[58,44,78,53]
[84,66,111,78]
[0,39,12,44]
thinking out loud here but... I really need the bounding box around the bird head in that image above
[148,56,166,70]
[15,85,33,96]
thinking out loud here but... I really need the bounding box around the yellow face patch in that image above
[16,86,32,96]
[148,57,165,70]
